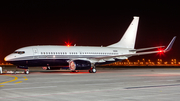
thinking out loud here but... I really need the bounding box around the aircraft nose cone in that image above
[4,56,8,61]
[4,55,11,61]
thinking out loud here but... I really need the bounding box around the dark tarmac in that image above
[1,67,180,101]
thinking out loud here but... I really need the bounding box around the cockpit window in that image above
[14,51,25,54]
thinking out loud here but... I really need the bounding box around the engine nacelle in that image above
[69,60,91,70]
[17,66,28,69]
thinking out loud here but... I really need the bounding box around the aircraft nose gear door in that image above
[32,48,39,59]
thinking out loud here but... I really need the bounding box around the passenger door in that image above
[32,48,39,59]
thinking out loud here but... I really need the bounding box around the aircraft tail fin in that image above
[107,16,139,49]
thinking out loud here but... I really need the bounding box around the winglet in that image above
[164,36,176,52]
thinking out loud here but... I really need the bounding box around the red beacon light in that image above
[157,47,164,53]
[158,49,165,55]
[65,41,72,47]
[159,50,163,53]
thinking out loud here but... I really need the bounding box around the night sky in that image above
[0,1,179,62]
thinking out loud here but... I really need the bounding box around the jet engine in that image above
[69,60,91,70]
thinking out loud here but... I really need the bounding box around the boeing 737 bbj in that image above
[4,16,176,74]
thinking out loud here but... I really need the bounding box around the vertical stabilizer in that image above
[107,16,139,49]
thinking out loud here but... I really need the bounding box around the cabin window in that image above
[14,51,25,54]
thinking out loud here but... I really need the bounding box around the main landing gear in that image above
[89,67,96,73]
[24,69,29,74]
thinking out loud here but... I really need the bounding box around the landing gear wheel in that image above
[89,68,96,73]
[89,69,92,73]
[92,68,96,73]
[24,69,29,74]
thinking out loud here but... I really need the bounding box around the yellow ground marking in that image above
[0,75,28,87]
[14,81,23,84]
[23,76,28,80]
[0,75,18,84]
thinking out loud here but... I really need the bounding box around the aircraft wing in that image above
[129,46,165,52]
[91,36,176,61]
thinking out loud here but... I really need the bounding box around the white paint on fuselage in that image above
[5,45,132,62]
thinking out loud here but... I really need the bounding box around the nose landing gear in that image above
[24,69,29,74]
[89,67,96,73]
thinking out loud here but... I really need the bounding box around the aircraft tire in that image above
[89,68,96,73]
[92,68,96,73]
[89,69,92,73]
[24,69,29,74]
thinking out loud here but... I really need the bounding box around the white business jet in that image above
[4,16,176,74]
